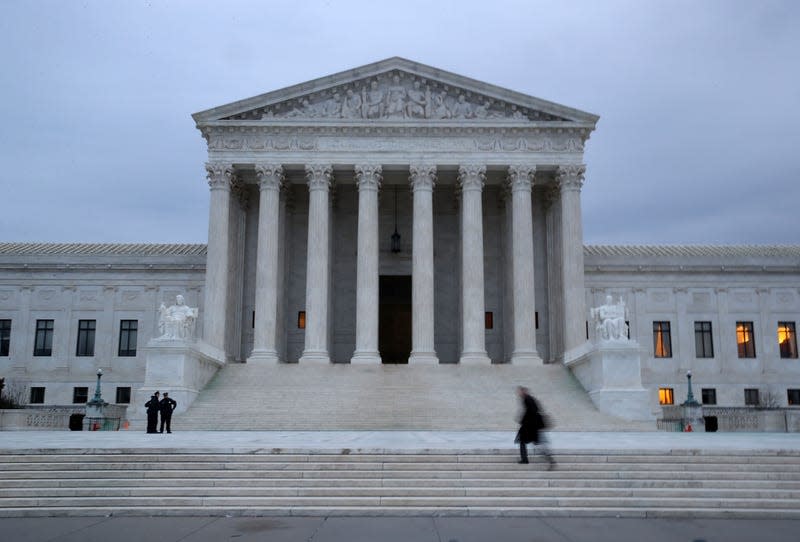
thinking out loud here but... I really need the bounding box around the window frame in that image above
[778,321,798,359]
[118,319,138,357]
[72,387,89,404]
[694,321,714,358]
[744,388,760,406]
[115,386,131,404]
[76,319,96,357]
[0,319,10,356]
[701,388,717,405]
[653,321,672,358]
[33,319,54,357]
[29,386,45,404]
[736,321,757,358]
[788,389,800,406]
[658,387,674,405]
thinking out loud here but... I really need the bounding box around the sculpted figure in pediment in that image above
[385,74,407,118]
[341,88,363,118]
[405,80,429,119]
[323,92,342,117]
[431,91,451,119]
[451,94,474,119]
[364,80,385,119]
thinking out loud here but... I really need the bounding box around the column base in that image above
[247,349,280,364]
[409,351,439,365]
[459,352,491,365]
[299,351,331,364]
[350,351,382,365]
[510,351,542,365]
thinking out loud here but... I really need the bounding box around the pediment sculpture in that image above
[156,294,198,340]
[225,71,565,123]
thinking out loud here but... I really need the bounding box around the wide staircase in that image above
[179,361,652,431]
[2,449,799,518]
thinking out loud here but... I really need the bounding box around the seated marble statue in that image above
[590,295,629,342]
[157,294,198,340]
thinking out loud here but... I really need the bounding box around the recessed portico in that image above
[193,57,598,366]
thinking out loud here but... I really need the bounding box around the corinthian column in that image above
[557,164,588,360]
[351,164,382,365]
[300,164,334,364]
[202,162,234,358]
[408,164,439,365]
[507,165,541,365]
[248,164,284,364]
[458,165,491,365]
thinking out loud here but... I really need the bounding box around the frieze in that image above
[221,70,567,123]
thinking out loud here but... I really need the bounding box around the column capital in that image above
[305,164,333,191]
[556,164,586,192]
[205,162,234,191]
[507,165,535,193]
[354,164,383,191]
[409,164,437,192]
[255,164,284,191]
[457,164,486,191]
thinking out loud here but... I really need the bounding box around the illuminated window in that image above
[701,388,717,405]
[744,388,759,406]
[297,311,306,329]
[694,321,714,358]
[788,389,800,406]
[653,321,672,358]
[778,322,798,359]
[736,321,756,358]
[658,387,674,405]
[485,312,493,330]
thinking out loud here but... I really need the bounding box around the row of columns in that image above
[203,162,586,365]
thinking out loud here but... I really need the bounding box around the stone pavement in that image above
[2,430,800,453]
[2,515,800,542]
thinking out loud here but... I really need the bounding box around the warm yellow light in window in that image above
[659,388,674,405]
[655,330,667,357]
[778,324,792,344]
[297,311,306,329]
[737,323,751,345]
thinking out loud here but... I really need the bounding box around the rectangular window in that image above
[694,321,714,358]
[72,387,89,404]
[0,319,10,356]
[297,311,306,329]
[658,387,674,405]
[29,387,45,404]
[788,389,800,406]
[737,321,756,358]
[625,321,631,340]
[778,322,798,359]
[653,321,672,358]
[115,386,131,404]
[76,319,96,357]
[744,388,759,406]
[485,312,493,330]
[118,320,138,357]
[701,388,717,405]
[34,319,54,356]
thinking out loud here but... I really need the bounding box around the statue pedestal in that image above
[132,339,224,426]
[566,340,653,421]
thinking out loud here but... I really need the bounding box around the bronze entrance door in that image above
[379,275,412,364]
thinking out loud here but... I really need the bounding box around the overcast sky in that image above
[1,0,798,246]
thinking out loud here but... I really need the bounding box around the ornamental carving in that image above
[556,164,586,191]
[224,71,566,123]
[255,164,284,191]
[205,162,234,190]
[354,164,383,191]
[458,165,486,191]
[409,164,437,191]
[305,164,334,191]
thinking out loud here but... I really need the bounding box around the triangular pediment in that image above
[193,57,598,126]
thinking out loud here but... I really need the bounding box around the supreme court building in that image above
[2,58,799,427]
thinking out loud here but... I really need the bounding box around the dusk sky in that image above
[1,0,798,246]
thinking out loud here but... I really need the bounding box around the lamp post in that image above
[86,368,106,407]
[682,370,700,407]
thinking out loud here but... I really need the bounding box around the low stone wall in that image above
[0,406,85,431]
[660,405,800,432]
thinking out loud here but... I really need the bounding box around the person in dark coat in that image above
[159,392,177,434]
[515,386,555,467]
[144,391,160,434]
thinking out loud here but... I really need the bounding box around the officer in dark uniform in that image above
[144,391,160,434]
[159,392,177,433]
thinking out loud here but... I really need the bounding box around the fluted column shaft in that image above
[300,164,333,364]
[508,165,541,364]
[458,165,491,365]
[249,164,284,363]
[409,165,439,365]
[351,164,382,364]
[203,162,233,357]
[557,165,588,358]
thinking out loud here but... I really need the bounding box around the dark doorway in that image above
[379,275,412,364]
